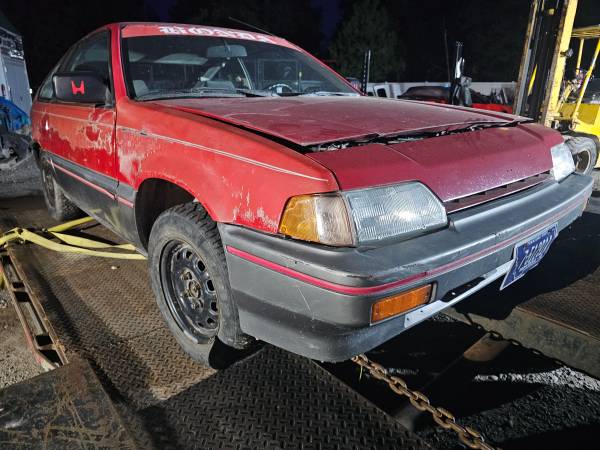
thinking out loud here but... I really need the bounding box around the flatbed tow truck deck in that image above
[0,196,430,450]
[0,193,599,449]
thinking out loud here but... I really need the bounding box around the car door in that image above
[42,30,118,226]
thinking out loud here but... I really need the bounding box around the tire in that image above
[40,152,83,222]
[566,136,598,176]
[148,202,255,369]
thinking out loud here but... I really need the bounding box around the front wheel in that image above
[148,202,255,369]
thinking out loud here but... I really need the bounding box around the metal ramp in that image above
[447,195,600,379]
[0,357,138,449]
[0,196,430,450]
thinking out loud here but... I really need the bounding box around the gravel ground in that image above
[0,288,8,309]
[0,290,44,389]
[419,338,600,449]
[0,154,42,198]
[0,160,45,389]
[325,315,600,450]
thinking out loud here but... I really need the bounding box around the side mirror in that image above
[53,72,109,104]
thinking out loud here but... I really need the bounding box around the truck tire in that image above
[566,136,598,176]
[148,202,255,369]
[40,153,83,222]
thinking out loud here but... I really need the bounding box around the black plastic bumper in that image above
[219,174,593,362]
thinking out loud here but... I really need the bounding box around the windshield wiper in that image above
[299,91,360,97]
[137,88,245,101]
[137,87,277,101]
[275,91,359,97]
[236,88,275,97]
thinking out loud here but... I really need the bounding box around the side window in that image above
[37,64,59,100]
[60,31,112,94]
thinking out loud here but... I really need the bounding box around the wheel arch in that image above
[134,177,212,250]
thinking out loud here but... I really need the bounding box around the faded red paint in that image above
[32,102,116,176]
[31,22,561,237]
[161,96,513,147]
[114,98,337,230]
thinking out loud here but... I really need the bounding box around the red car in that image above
[398,85,514,113]
[31,23,593,368]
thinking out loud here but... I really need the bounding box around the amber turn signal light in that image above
[371,284,433,323]
[278,194,353,246]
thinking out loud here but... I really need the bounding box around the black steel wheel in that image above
[149,202,256,369]
[161,240,219,340]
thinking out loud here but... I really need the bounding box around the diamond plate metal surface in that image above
[0,357,137,450]
[1,197,431,449]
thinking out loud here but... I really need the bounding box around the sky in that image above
[147,0,175,20]
[146,0,342,39]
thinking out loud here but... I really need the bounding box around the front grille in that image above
[444,172,552,214]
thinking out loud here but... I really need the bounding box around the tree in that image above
[386,0,531,82]
[451,0,530,81]
[329,0,405,82]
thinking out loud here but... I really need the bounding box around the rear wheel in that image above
[148,202,255,369]
[40,152,82,222]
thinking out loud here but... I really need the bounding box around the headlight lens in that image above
[278,194,354,246]
[279,182,447,246]
[551,142,575,181]
[343,183,447,244]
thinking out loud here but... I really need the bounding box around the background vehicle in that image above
[398,85,513,113]
[0,9,32,169]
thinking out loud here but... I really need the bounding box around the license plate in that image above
[500,224,558,290]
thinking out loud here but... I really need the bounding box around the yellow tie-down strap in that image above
[0,216,146,261]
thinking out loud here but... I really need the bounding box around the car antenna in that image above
[228,17,276,36]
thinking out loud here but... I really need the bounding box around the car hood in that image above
[152,96,555,202]
[308,123,559,202]
[155,96,519,147]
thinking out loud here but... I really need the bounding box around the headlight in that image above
[551,142,575,181]
[279,182,447,246]
[343,183,447,243]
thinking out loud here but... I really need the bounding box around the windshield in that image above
[122,35,356,100]
[582,78,600,103]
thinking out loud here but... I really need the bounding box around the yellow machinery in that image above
[514,0,599,174]
[556,25,600,164]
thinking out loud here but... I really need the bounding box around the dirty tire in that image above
[148,202,254,369]
[567,136,598,176]
[40,152,83,222]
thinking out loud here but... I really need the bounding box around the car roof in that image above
[114,22,293,49]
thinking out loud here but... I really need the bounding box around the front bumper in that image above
[220,173,593,362]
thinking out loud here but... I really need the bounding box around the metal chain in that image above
[351,354,497,450]
[486,329,566,367]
